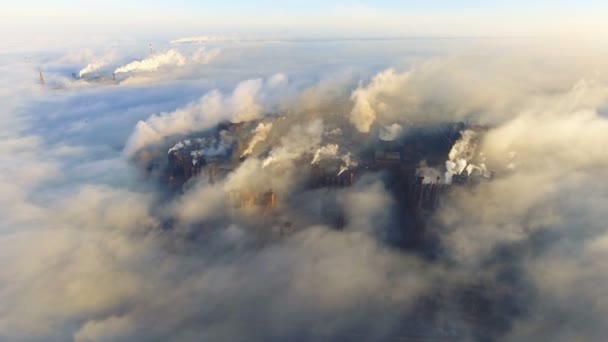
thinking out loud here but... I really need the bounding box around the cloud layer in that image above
[1,38,608,342]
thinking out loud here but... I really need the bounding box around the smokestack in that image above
[112,72,116,81]
[149,43,153,55]
[38,67,45,85]
[416,176,424,208]
[431,176,441,209]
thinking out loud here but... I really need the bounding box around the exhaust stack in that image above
[38,68,45,85]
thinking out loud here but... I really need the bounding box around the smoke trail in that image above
[310,144,357,176]
[350,69,409,133]
[444,129,481,183]
[123,90,224,157]
[416,161,442,184]
[262,119,324,168]
[114,50,186,74]
[311,144,339,164]
[78,62,106,77]
[240,122,273,158]
[338,152,356,176]
[124,74,286,157]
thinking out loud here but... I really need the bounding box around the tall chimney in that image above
[38,68,45,85]
[416,176,424,208]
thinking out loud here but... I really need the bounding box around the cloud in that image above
[191,47,221,64]
[2,37,608,342]
[349,54,608,133]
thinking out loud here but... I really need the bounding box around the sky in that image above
[6,0,608,11]
[2,0,608,47]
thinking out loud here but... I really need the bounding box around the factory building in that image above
[141,118,488,235]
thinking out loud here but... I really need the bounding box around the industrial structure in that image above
[137,116,488,240]
[38,67,45,85]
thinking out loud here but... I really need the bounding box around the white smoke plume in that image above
[311,143,339,164]
[165,134,232,166]
[348,54,607,136]
[444,129,481,183]
[78,62,106,77]
[230,79,264,122]
[124,74,286,157]
[350,69,409,132]
[114,47,221,75]
[114,49,187,74]
[310,143,357,175]
[416,161,442,184]
[168,139,192,154]
[262,119,324,168]
[124,90,223,156]
[448,130,478,162]
[338,152,357,176]
[379,123,403,141]
[75,51,119,78]
[241,122,273,157]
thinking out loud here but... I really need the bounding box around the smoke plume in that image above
[444,129,481,183]
[241,122,273,157]
[114,47,221,75]
[311,144,339,164]
[78,62,106,77]
[350,68,409,132]
[124,73,286,156]
[114,49,187,74]
[262,119,324,168]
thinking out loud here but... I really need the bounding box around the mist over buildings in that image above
[1,37,608,342]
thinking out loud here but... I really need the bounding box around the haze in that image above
[1,2,608,342]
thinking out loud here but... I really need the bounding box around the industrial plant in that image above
[134,111,491,247]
